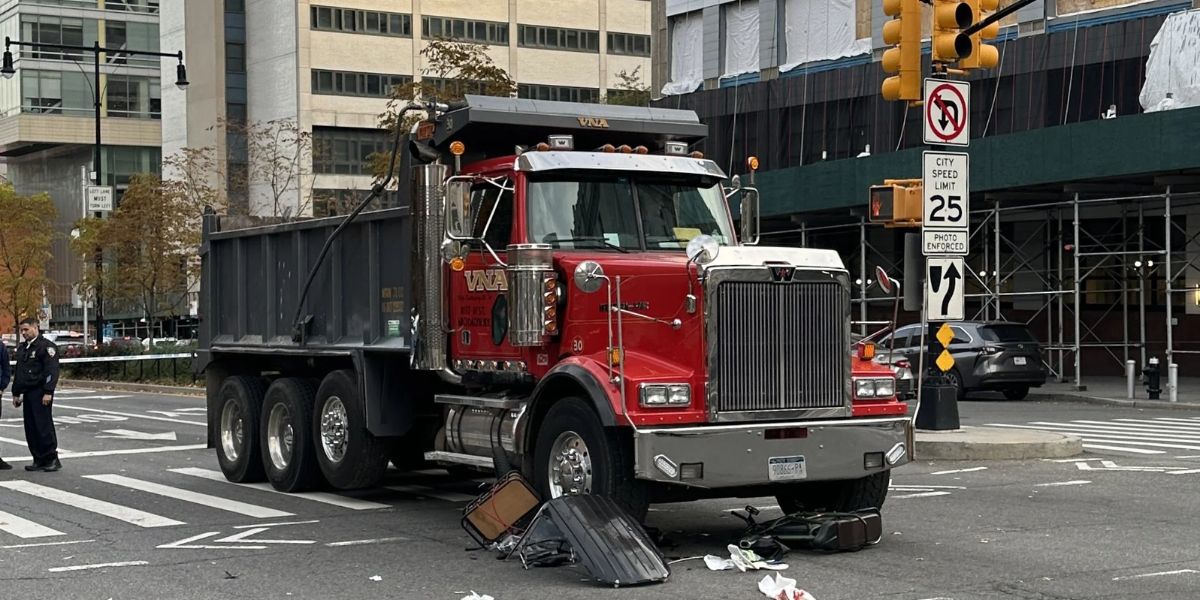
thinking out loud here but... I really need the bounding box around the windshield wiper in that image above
[548,237,631,253]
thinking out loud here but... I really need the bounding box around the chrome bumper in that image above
[632,417,912,488]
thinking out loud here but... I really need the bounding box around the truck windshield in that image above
[526,173,734,251]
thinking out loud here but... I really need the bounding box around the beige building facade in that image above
[164,0,652,218]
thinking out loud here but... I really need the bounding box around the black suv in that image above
[880,321,1047,400]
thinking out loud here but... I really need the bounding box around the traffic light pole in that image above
[961,0,1037,36]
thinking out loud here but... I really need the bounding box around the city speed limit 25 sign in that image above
[922,151,969,256]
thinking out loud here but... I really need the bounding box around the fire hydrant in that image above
[1144,357,1161,400]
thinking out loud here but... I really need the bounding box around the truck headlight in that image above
[875,378,895,397]
[854,378,877,398]
[640,383,691,407]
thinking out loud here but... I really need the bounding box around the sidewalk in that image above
[1029,376,1200,410]
[60,379,204,397]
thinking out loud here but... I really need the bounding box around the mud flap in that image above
[513,495,670,587]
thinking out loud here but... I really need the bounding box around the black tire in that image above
[1003,386,1030,400]
[260,378,321,492]
[313,369,388,490]
[945,368,966,400]
[776,471,891,514]
[532,398,648,521]
[215,376,267,483]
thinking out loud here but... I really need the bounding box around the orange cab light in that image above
[857,342,876,361]
[449,257,466,272]
[746,156,760,171]
[634,145,649,154]
[609,347,622,366]
[690,151,705,159]
[449,141,466,156]
[536,142,550,152]
[600,144,616,153]
[617,144,633,154]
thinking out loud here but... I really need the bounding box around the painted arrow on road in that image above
[96,429,177,441]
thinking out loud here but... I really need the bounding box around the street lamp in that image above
[0,36,186,342]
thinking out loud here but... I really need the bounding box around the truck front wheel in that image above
[532,398,647,521]
[216,376,267,483]
[775,471,891,514]
[313,369,389,490]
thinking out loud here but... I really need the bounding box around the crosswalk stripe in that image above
[1146,418,1200,424]
[1108,419,1200,431]
[0,509,65,539]
[0,481,184,528]
[168,468,389,510]
[1081,444,1165,455]
[1024,422,1200,440]
[1060,437,1200,451]
[85,474,292,519]
[384,484,476,503]
[987,424,1200,450]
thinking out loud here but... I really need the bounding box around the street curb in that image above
[61,379,205,398]
[1029,392,1200,411]
[915,427,1083,461]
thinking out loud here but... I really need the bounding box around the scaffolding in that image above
[761,185,1200,393]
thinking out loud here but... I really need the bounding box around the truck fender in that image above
[522,359,619,459]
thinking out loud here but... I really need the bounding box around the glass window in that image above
[526,176,641,250]
[636,180,734,247]
[311,5,409,37]
[469,181,514,250]
[313,127,389,175]
[607,32,651,57]
[518,25,600,53]
[226,42,245,73]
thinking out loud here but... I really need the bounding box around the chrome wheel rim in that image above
[547,431,592,497]
[220,401,243,462]
[266,403,293,470]
[320,396,349,464]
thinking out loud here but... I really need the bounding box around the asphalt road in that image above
[0,389,1198,599]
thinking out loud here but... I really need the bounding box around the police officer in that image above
[0,338,11,470]
[12,318,60,472]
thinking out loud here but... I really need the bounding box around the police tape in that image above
[7,353,194,366]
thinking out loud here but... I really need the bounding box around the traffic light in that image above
[869,179,922,227]
[931,0,973,64]
[880,0,921,102]
[959,0,1000,70]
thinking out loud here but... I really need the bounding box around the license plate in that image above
[1013,357,1027,365]
[768,456,807,481]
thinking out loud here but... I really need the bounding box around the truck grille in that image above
[711,281,848,413]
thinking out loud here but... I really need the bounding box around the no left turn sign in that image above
[923,79,970,147]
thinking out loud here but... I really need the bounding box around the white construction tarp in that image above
[1139,9,1200,112]
[722,1,760,79]
[780,0,870,72]
[663,12,704,95]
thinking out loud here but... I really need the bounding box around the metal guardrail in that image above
[8,353,195,366]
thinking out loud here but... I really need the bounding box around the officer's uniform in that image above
[13,335,60,467]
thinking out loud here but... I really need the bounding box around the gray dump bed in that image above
[198,208,414,359]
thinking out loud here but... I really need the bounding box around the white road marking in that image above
[54,389,96,395]
[1111,419,1200,430]
[96,429,177,441]
[891,491,952,499]
[1,539,94,549]
[85,474,292,519]
[0,481,183,528]
[1112,569,1199,581]
[0,436,68,452]
[929,467,987,475]
[384,484,476,503]
[0,509,65,539]
[3,444,207,464]
[1082,444,1165,455]
[158,531,264,550]
[47,560,147,573]
[232,520,319,529]
[1034,480,1091,487]
[326,536,408,547]
[52,403,204,426]
[1026,421,1200,439]
[214,527,315,545]
[170,468,389,510]
[987,424,1200,451]
[1168,469,1200,475]
[723,505,779,513]
[890,484,966,490]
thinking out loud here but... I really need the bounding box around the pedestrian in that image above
[12,318,60,472]
[0,337,11,470]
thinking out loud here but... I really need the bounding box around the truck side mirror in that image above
[739,187,760,246]
[445,180,472,240]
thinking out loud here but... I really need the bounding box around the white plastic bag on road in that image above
[758,572,817,599]
[460,593,495,600]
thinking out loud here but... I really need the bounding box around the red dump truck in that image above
[197,96,911,519]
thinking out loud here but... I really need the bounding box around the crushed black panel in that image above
[514,495,670,587]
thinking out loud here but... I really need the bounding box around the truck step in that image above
[423,451,496,470]
[433,394,522,410]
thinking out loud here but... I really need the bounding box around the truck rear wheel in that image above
[532,398,647,521]
[261,378,321,492]
[216,376,267,483]
[313,369,388,490]
[775,471,891,514]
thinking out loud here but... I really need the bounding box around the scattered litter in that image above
[460,593,495,600]
[462,472,540,549]
[667,556,705,565]
[758,573,817,599]
[704,554,734,571]
[224,570,238,579]
[369,575,382,582]
[731,505,882,553]
[703,546,788,571]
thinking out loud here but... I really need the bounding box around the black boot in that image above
[0,458,11,470]
[42,458,61,472]
[24,462,43,472]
